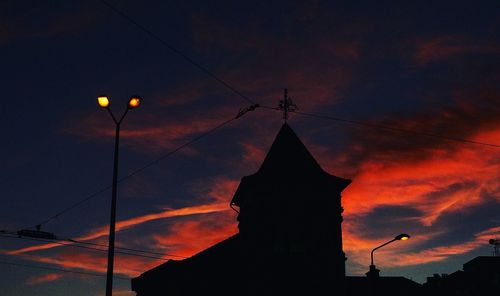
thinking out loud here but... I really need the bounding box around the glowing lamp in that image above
[98,96,110,108]
[128,96,141,109]
[395,233,410,241]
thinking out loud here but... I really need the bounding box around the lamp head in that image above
[97,96,110,108]
[128,96,141,109]
[395,233,410,241]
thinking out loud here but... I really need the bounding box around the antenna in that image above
[278,88,298,121]
[489,239,499,256]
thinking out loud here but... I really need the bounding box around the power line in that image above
[98,1,498,149]
[116,116,239,182]
[0,234,184,261]
[99,0,256,105]
[66,238,188,259]
[0,260,130,280]
[263,107,500,148]
[295,110,500,148]
[32,106,257,229]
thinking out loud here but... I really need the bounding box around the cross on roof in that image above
[278,88,298,120]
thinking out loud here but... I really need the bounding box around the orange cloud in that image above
[335,124,500,226]
[153,215,238,257]
[26,273,63,285]
[65,102,246,154]
[8,203,229,255]
[21,247,161,278]
[344,225,500,275]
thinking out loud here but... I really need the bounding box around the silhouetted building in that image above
[346,276,421,296]
[424,256,500,296]
[131,123,420,295]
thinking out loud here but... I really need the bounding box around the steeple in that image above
[231,123,350,209]
[230,122,350,284]
[257,123,323,175]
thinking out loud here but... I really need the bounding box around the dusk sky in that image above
[1,1,500,295]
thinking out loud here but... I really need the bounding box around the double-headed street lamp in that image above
[98,95,141,296]
[367,233,410,278]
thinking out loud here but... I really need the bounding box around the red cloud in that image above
[153,213,238,257]
[8,203,229,255]
[411,35,500,67]
[66,104,242,153]
[21,248,160,278]
[341,133,499,226]
[26,273,63,285]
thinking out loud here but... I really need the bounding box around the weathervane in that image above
[278,88,298,121]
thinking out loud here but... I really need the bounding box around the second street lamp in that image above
[98,95,141,296]
[367,233,410,278]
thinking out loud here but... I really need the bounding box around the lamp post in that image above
[98,95,141,296]
[367,233,410,278]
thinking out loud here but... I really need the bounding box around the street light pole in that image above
[367,233,410,278]
[98,96,141,296]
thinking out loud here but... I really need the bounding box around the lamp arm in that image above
[117,108,130,125]
[370,238,397,266]
[106,108,119,125]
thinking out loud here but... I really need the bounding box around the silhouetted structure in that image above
[131,123,421,295]
[346,276,421,296]
[424,256,500,296]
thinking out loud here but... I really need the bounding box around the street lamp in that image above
[98,95,141,296]
[367,233,410,278]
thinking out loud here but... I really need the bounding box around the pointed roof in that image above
[257,123,324,175]
[231,123,350,207]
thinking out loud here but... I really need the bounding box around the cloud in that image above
[20,249,159,277]
[411,35,500,67]
[7,203,229,255]
[26,273,63,285]
[153,212,238,257]
[391,226,500,266]
[4,176,240,281]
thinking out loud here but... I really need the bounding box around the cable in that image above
[99,0,256,105]
[1,230,188,259]
[294,110,500,148]
[117,116,237,182]
[31,106,257,229]
[0,260,129,280]
[66,239,187,259]
[34,187,112,228]
[0,234,178,261]
[263,107,500,148]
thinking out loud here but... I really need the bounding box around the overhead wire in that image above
[66,238,188,259]
[26,0,500,233]
[29,0,268,229]
[0,234,186,261]
[98,0,499,149]
[31,108,256,229]
[291,110,500,148]
[99,0,256,105]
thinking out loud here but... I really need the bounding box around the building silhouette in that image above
[424,256,500,296]
[131,123,421,295]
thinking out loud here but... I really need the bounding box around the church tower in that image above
[230,123,351,293]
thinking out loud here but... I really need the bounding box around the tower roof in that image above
[257,123,324,175]
[231,123,351,207]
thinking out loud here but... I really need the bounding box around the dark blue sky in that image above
[1,1,499,295]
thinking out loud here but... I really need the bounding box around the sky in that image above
[1,0,499,295]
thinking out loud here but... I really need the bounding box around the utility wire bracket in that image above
[235,104,260,119]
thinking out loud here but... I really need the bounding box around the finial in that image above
[278,88,298,121]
